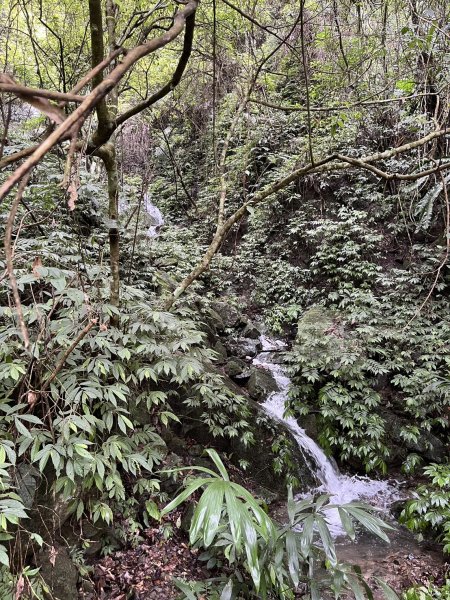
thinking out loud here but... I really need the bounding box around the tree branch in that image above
[249,92,440,113]
[41,319,98,391]
[4,174,32,349]
[0,48,124,170]
[0,0,199,204]
[167,126,450,307]
[115,10,196,128]
[0,83,84,103]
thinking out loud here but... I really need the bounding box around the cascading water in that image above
[254,335,399,535]
[118,193,164,238]
[143,194,164,238]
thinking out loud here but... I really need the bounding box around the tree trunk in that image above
[89,0,120,324]
[99,144,120,324]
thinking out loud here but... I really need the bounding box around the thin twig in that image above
[41,319,98,392]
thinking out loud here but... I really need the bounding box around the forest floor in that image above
[82,525,448,599]
[82,526,208,599]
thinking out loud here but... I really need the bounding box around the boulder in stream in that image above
[227,337,262,358]
[247,366,279,401]
[224,357,248,379]
[242,321,262,339]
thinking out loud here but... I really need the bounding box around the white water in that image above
[254,336,399,536]
[118,193,164,238]
[143,194,164,237]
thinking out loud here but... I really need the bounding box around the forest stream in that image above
[253,336,446,596]
[3,1,450,596]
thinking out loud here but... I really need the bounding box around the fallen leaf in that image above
[32,256,42,278]
[14,574,24,600]
[49,546,57,567]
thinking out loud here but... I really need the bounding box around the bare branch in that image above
[0,83,84,103]
[41,319,98,391]
[115,10,196,127]
[0,0,199,204]
[0,48,125,170]
[249,92,440,113]
[0,73,65,123]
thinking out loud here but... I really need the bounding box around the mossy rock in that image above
[247,367,279,401]
[211,301,247,329]
[36,545,78,600]
[224,357,248,378]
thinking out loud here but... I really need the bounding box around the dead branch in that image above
[0,83,84,104]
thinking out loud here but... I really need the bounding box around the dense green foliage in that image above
[0,0,450,596]
[401,464,450,553]
[404,580,450,600]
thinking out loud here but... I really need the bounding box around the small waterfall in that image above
[118,193,164,238]
[254,336,399,535]
[144,194,164,238]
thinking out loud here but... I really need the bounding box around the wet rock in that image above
[233,370,252,385]
[242,321,261,339]
[36,544,78,600]
[171,368,315,495]
[408,431,445,462]
[301,413,319,440]
[211,301,247,329]
[247,366,279,401]
[204,306,224,332]
[229,410,318,493]
[224,357,248,378]
[213,340,227,362]
[384,411,446,465]
[227,337,262,358]
[200,320,217,344]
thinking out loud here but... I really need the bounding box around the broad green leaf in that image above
[205,449,229,481]
[338,507,356,540]
[220,579,233,600]
[160,478,211,517]
[285,530,300,587]
[315,515,337,565]
[374,577,400,600]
